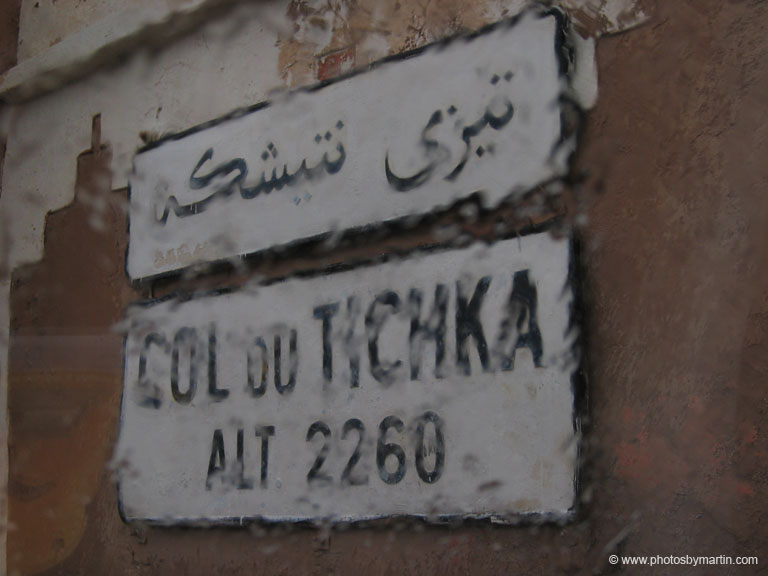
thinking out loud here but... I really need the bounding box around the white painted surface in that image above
[0,3,283,274]
[16,0,205,63]
[117,232,579,522]
[127,10,573,279]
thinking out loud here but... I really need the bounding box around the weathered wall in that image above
[580,0,768,561]
[0,2,22,572]
[582,2,768,552]
[2,0,768,574]
[17,0,163,62]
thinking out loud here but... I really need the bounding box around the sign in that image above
[127,8,577,279]
[116,232,580,523]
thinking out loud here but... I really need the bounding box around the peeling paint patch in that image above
[277,0,647,86]
[317,45,355,81]
[562,0,649,36]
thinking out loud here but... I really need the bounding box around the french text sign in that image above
[127,9,576,279]
[117,233,580,522]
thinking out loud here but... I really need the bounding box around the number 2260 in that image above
[306,412,445,486]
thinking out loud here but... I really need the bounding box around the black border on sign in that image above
[124,3,579,283]
[115,222,589,529]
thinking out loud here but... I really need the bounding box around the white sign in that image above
[127,8,577,279]
[116,232,580,523]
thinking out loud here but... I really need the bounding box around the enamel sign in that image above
[127,9,576,279]
[116,232,580,522]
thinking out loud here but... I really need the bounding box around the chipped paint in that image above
[276,0,646,88]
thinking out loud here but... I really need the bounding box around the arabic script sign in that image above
[116,232,580,522]
[127,8,577,279]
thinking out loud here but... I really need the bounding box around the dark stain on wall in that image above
[0,0,20,76]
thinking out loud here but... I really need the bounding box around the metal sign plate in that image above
[116,232,580,523]
[127,9,576,279]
